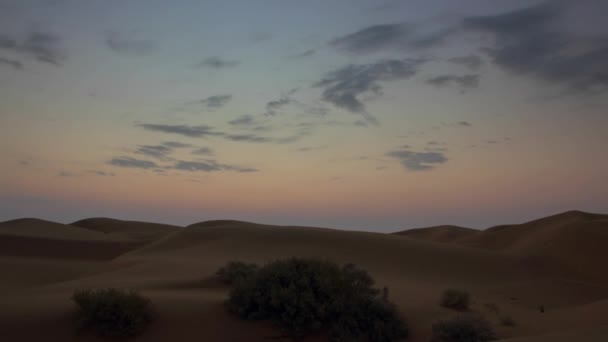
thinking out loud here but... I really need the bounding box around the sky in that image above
[1,0,607,231]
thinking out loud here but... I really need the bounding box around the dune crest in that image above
[1,211,607,341]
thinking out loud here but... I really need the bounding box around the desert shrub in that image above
[227,258,407,341]
[73,288,152,337]
[216,261,259,285]
[431,315,496,342]
[500,316,515,327]
[440,289,470,311]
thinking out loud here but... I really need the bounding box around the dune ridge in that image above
[0,211,607,341]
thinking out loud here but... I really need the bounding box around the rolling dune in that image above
[0,212,607,341]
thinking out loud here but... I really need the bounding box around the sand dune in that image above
[0,212,607,341]
[0,218,111,241]
[71,218,180,243]
[394,225,479,243]
[398,210,608,282]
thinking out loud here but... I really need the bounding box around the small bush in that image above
[500,316,515,327]
[432,315,496,342]
[73,288,152,337]
[440,289,470,311]
[216,261,259,285]
[226,258,407,341]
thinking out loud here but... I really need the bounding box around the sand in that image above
[0,212,606,341]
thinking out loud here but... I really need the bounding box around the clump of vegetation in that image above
[72,288,152,338]
[216,261,259,285]
[222,258,408,341]
[500,316,516,327]
[431,315,496,342]
[440,289,471,311]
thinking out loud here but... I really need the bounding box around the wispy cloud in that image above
[0,57,23,70]
[173,160,257,173]
[297,145,328,152]
[331,23,455,54]
[289,49,316,59]
[139,124,223,138]
[386,149,447,171]
[314,59,425,124]
[331,24,410,53]
[196,56,239,69]
[224,134,273,143]
[108,157,159,169]
[138,123,304,145]
[191,147,213,155]
[199,94,232,109]
[0,31,64,66]
[464,1,608,93]
[106,32,156,56]
[448,55,484,70]
[427,74,480,91]
[135,145,174,159]
[229,114,256,127]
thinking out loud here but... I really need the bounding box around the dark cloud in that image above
[138,123,300,145]
[139,124,223,138]
[386,149,448,171]
[427,74,480,90]
[106,32,155,56]
[331,23,455,54]
[224,134,273,143]
[0,31,64,66]
[314,59,425,123]
[458,121,472,127]
[297,145,328,152]
[290,49,316,58]
[173,160,257,173]
[135,145,173,159]
[0,57,23,70]
[265,88,298,116]
[464,1,608,93]
[196,56,239,69]
[93,171,115,177]
[162,141,191,148]
[266,97,290,116]
[200,94,232,109]
[229,115,272,132]
[448,55,484,70]
[58,171,73,177]
[251,32,272,42]
[108,157,158,169]
[229,114,256,126]
[331,24,410,53]
[191,147,213,155]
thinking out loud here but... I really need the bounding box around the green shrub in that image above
[216,261,259,285]
[440,289,470,311]
[431,315,496,342]
[226,258,407,341]
[73,288,152,337]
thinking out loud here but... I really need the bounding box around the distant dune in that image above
[396,210,608,282]
[1,211,607,341]
[71,217,181,243]
[0,218,112,241]
[394,225,479,243]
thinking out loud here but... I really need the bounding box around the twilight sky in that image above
[1,0,607,231]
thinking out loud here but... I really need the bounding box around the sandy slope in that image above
[398,211,608,283]
[394,225,479,243]
[71,218,180,243]
[0,212,607,341]
[0,218,111,241]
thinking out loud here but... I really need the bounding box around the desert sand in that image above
[0,211,607,341]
